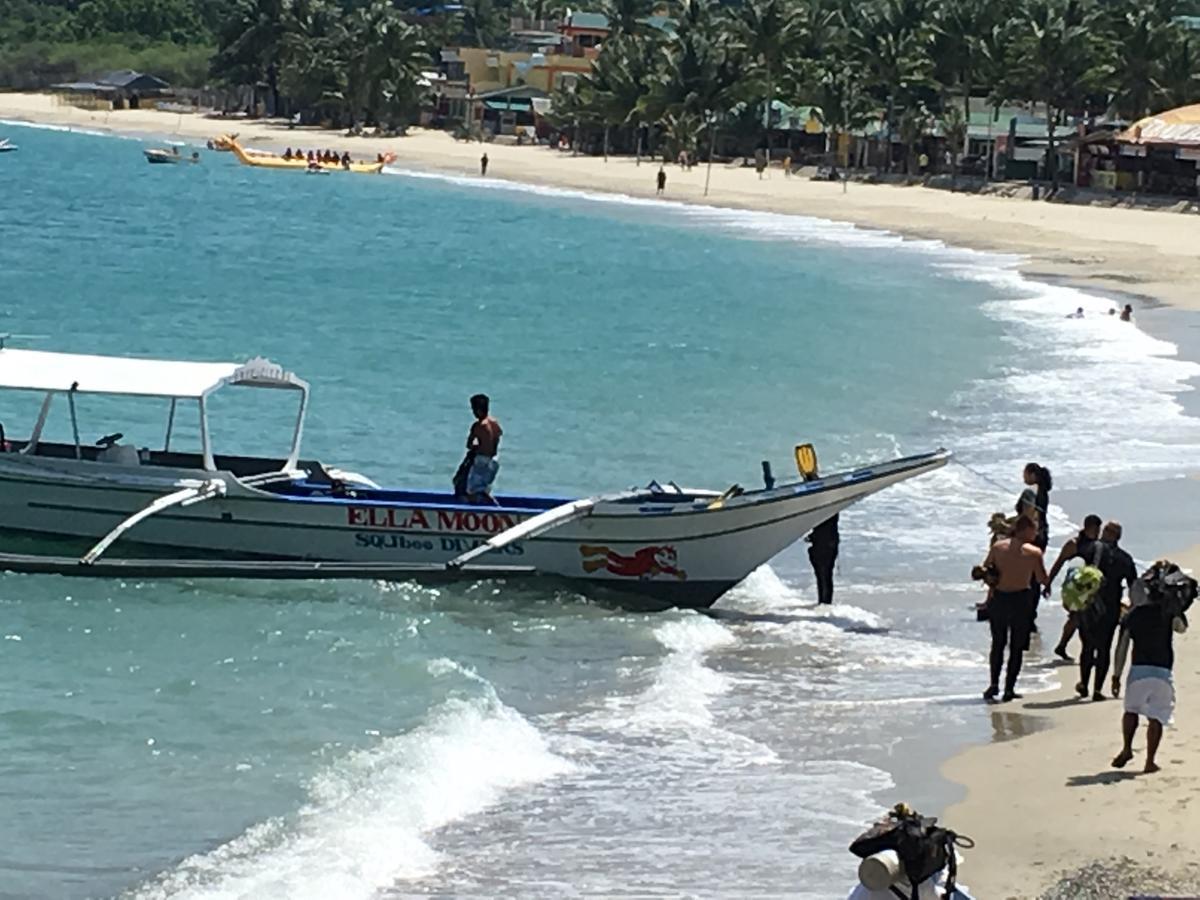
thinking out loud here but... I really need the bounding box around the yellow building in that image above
[452,47,594,95]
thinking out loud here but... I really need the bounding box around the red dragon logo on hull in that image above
[579,545,687,581]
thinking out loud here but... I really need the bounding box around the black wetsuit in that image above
[1034,484,1050,549]
[1079,541,1137,693]
[1017,486,1050,634]
[989,588,1034,694]
[808,515,839,605]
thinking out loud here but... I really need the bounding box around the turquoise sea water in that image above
[2,122,1200,899]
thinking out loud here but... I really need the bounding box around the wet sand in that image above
[942,471,1200,898]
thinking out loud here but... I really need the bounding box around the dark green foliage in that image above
[2,0,1199,141]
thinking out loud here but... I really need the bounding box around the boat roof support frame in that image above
[197,378,310,475]
[164,398,176,451]
[67,382,81,460]
[21,391,55,455]
[286,386,307,471]
[198,396,215,471]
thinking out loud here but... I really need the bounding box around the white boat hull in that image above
[0,450,949,607]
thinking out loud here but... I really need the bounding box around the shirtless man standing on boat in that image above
[463,393,502,505]
[980,514,1049,703]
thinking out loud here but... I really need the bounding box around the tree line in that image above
[560,0,1200,179]
[3,0,1200,179]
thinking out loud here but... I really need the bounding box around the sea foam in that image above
[127,690,571,900]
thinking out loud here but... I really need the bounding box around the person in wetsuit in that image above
[980,514,1048,702]
[1077,521,1138,700]
[1017,462,1052,635]
[1044,514,1103,660]
[807,514,839,605]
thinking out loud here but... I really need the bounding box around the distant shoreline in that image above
[4,92,1200,315]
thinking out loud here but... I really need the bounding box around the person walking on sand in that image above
[1044,514,1103,660]
[1110,569,1187,773]
[480,152,489,176]
[1077,521,1138,700]
[656,166,666,195]
[979,514,1048,702]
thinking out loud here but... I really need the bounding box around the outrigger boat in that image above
[0,346,949,607]
[226,138,395,174]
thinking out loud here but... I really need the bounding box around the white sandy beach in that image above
[4,92,1200,312]
[6,91,1200,898]
[942,547,1200,898]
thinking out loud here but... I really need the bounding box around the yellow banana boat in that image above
[227,139,395,174]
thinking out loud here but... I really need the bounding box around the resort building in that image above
[50,70,172,111]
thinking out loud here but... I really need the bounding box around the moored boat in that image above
[226,138,395,174]
[144,147,200,165]
[0,346,949,607]
[0,138,16,153]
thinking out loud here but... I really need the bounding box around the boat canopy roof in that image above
[0,349,307,399]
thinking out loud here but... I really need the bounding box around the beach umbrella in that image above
[1119,103,1200,146]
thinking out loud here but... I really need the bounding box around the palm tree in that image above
[897,100,930,173]
[729,0,802,161]
[847,0,936,171]
[280,0,349,122]
[344,1,429,128]
[932,0,1010,152]
[212,0,288,114]
[1006,0,1114,186]
[940,103,968,183]
[602,0,656,39]
[811,59,875,165]
[641,0,740,128]
[1107,0,1181,121]
[1159,29,1200,110]
[661,109,704,159]
[576,33,650,157]
[461,0,505,48]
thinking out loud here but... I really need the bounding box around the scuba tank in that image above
[848,803,975,899]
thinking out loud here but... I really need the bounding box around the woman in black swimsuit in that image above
[1017,462,1053,634]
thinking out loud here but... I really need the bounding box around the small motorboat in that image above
[144,147,200,165]
[0,347,949,607]
[0,138,17,153]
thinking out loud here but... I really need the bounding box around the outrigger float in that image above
[0,346,949,608]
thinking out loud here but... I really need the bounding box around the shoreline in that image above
[8,95,1200,896]
[4,93,1200,313]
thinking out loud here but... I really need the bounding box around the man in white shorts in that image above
[1110,585,1183,774]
